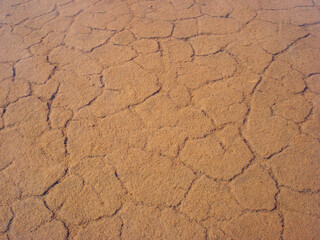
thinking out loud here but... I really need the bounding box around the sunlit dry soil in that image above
[0,0,320,239]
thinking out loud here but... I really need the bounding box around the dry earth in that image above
[0,0,320,239]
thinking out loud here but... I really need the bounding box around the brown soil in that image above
[0,0,320,239]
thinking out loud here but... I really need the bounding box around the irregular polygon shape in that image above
[52,71,102,110]
[15,56,54,84]
[230,165,278,210]
[130,18,173,38]
[112,149,194,206]
[267,134,320,191]
[11,199,52,239]
[179,176,242,221]
[4,97,48,137]
[181,126,253,180]
[173,19,198,38]
[283,211,320,240]
[91,44,137,67]
[198,16,240,34]
[219,212,282,240]
[76,217,122,240]
[279,188,320,217]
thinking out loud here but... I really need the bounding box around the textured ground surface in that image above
[0,0,320,239]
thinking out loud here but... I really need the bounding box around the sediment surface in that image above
[0,0,320,239]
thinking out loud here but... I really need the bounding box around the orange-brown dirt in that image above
[0,0,320,239]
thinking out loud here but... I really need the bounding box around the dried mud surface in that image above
[0,0,320,239]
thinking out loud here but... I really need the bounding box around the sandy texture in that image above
[0,0,320,239]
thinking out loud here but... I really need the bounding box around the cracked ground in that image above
[0,0,320,239]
